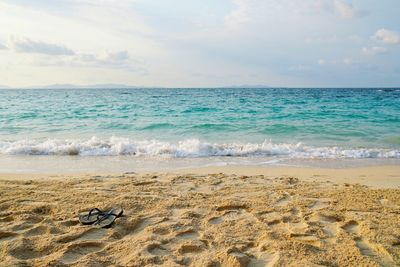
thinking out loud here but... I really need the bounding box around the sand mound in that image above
[0,173,399,266]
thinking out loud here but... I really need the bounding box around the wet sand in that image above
[0,166,399,266]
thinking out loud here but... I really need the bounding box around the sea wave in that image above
[0,137,399,159]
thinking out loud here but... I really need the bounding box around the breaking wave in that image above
[0,137,399,159]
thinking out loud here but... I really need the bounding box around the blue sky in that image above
[0,0,399,87]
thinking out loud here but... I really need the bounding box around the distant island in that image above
[0,84,285,89]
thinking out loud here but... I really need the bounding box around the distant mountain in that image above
[0,84,287,89]
[1,83,162,89]
[36,83,143,89]
[41,84,81,89]
[219,85,284,89]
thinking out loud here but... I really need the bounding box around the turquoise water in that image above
[0,88,399,159]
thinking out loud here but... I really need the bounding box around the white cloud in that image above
[44,49,142,72]
[224,1,334,30]
[373,29,400,45]
[6,35,134,69]
[98,50,129,62]
[224,0,251,30]
[0,42,7,49]
[10,37,75,55]
[77,50,131,67]
[333,0,361,19]
[362,46,387,56]
[318,59,326,65]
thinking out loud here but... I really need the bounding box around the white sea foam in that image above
[0,137,399,159]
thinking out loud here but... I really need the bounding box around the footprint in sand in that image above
[353,237,394,265]
[208,216,224,225]
[354,238,377,257]
[9,241,48,260]
[307,212,342,244]
[151,226,171,236]
[287,221,308,234]
[147,243,170,256]
[59,241,104,264]
[208,206,243,225]
[57,228,108,243]
[59,219,80,227]
[290,233,323,247]
[177,242,205,254]
[309,198,331,211]
[24,225,49,236]
[209,204,257,226]
[77,228,108,241]
[109,216,164,240]
[275,194,291,207]
[341,220,359,234]
[225,247,280,267]
[175,229,199,240]
[321,223,339,244]
[341,221,371,253]
[248,253,280,267]
[342,221,395,265]
[216,204,248,212]
[0,231,18,242]
[11,216,44,232]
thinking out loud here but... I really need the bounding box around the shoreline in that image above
[0,154,399,175]
[1,165,399,189]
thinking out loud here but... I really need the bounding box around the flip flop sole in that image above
[113,207,123,217]
[93,214,117,228]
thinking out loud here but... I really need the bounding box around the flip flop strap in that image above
[87,208,103,219]
[95,212,118,224]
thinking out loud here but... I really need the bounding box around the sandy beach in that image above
[0,166,399,266]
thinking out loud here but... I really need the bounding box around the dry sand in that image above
[0,166,399,266]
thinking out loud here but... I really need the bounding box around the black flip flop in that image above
[93,207,123,228]
[78,208,104,225]
[78,207,123,225]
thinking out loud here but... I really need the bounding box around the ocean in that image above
[0,88,399,172]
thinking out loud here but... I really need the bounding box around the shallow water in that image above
[0,88,399,162]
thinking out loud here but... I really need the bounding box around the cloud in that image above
[373,29,400,45]
[333,0,365,19]
[333,0,355,18]
[224,0,251,30]
[10,37,76,55]
[77,50,130,67]
[313,0,365,19]
[98,50,129,62]
[362,46,387,56]
[40,50,141,72]
[0,42,7,49]
[224,1,332,30]
[318,59,326,65]
[6,36,134,70]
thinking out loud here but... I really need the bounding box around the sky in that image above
[0,0,399,88]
